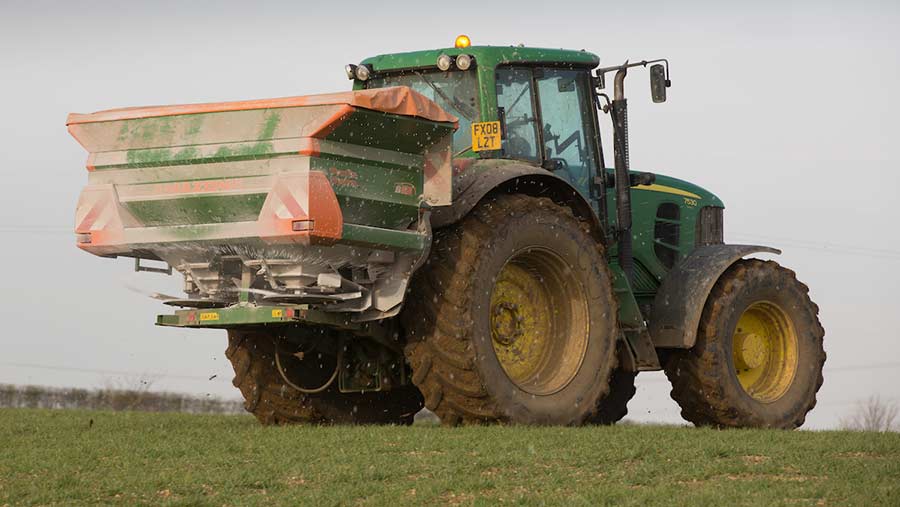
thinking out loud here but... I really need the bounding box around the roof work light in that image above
[455,35,471,49]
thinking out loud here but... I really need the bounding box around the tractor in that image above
[68,36,824,428]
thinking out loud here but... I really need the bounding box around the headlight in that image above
[456,54,473,71]
[355,64,371,81]
[345,64,357,80]
[436,54,453,72]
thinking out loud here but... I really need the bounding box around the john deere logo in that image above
[394,182,416,196]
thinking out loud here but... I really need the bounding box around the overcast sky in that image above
[1,0,898,429]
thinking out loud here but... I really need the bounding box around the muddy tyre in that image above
[664,259,825,429]
[587,366,637,425]
[403,194,618,426]
[226,329,423,425]
[226,329,318,425]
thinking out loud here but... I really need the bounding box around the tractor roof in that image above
[360,45,600,73]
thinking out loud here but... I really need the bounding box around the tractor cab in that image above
[353,37,605,202]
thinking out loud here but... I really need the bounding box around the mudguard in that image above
[648,244,781,349]
[430,159,606,243]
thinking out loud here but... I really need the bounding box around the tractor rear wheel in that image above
[226,329,423,425]
[403,194,618,426]
[225,329,317,425]
[664,259,825,429]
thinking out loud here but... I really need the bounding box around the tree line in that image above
[0,383,244,414]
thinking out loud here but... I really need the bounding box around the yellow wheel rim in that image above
[732,301,799,403]
[489,248,589,396]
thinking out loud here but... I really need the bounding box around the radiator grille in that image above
[654,202,681,269]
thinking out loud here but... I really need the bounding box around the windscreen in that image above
[368,70,479,154]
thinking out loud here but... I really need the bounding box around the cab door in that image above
[495,66,602,202]
[533,68,602,201]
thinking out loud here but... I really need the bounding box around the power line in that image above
[0,227,70,233]
[812,396,900,408]
[730,233,900,260]
[1,362,231,384]
[825,361,900,371]
[635,362,900,384]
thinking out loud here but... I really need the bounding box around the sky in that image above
[1,0,898,429]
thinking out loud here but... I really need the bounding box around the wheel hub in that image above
[489,248,589,396]
[733,332,767,370]
[732,301,799,403]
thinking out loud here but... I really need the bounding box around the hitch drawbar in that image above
[156,304,361,330]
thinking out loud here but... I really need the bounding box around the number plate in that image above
[471,121,501,152]
[199,312,219,321]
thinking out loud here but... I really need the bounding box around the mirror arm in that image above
[596,58,671,88]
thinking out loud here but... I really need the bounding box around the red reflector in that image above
[292,220,314,232]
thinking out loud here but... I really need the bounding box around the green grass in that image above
[0,409,898,506]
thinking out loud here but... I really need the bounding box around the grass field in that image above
[1,409,898,506]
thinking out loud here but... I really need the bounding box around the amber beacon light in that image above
[454,35,471,49]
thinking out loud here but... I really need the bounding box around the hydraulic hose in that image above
[275,341,343,394]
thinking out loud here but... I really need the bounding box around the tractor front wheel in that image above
[664,259,825,429]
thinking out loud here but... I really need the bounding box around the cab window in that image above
[368,70,479,154]
[534,68,598,196]
[496,67,540,162]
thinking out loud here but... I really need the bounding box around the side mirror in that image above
[650,64,668,103]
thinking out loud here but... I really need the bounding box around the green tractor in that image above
[68,36,824,428]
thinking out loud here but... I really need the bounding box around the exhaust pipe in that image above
[611,67,634,283]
